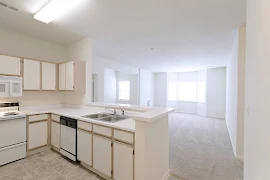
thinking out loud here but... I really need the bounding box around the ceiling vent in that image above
[0,2,19,11]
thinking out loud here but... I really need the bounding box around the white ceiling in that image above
[0,0,246,72]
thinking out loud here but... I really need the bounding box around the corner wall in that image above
[226,26,246,159]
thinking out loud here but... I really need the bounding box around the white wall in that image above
[154,73,168,107]
[0,27,69,106]
[92,56,139,102]
[116,71,138,105]
[104,68,116,103]
[65,38,93,105]
[245,0,269,178]
[197,70,207,116]
[226,26,246,160]
[139,69,154,106]
[206,67,226,118]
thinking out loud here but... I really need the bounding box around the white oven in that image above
[0,76,22,97]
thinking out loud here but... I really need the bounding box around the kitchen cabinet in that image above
[113,141,134,180]
[23,59,40,90]
[51,121,60,149]
[59,63,66,90]
[28,121,48,150]
[58,61,86,92]
[42,62,56,90]
[0,55,21,76]
[93,135,112,177]
[78,129,92,166]
[65,61,74,90]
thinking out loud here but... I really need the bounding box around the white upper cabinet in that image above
[59,63,66,91]
[65,61,74,90]
[0,55,21,76]
[42,62,56,90]
[23,59,40,90]
[59,61,86,92]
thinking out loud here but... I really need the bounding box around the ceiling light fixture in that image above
[34,0,85,24]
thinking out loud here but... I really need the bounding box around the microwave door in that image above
[10,81,22,97]
[0,82,10,97]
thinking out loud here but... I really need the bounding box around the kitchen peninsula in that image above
[20,103,174,180]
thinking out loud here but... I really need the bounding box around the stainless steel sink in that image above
[99,115,130,123]
[82,113,111,119]
[81,113,130,123]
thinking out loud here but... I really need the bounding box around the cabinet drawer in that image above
[29,114,48,123]
[51,114,60,123]
[93,125,112,137]
[114,130,134,144]
[78,121,92,132]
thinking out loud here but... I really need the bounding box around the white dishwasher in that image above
[60,116,77,161]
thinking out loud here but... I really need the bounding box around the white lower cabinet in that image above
[51,122,60,149]
[29,121,48,150]
[78,129,92,166]
[93,135,112,177]
[113,142,134,180]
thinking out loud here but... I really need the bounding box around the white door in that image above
[114,142,133,180]
[65,61,74,90]
[42,62,56,90]
[23,59,40,90]
[0,55,21,76]
[93,135,112,177]
[78,130,92,166]
[51,122,60,149]
[59,63,66,90]
[29,121,48,150]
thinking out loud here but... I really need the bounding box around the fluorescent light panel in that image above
[34,0,84,24]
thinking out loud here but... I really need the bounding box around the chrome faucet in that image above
[105,108,117,115]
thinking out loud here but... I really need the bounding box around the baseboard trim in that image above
[236,156,244,161]
[162,169,171,180]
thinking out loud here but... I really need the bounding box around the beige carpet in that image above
[169,113,243,180]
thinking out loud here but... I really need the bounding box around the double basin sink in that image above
[82,113,130,123]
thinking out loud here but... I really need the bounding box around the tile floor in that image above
[0,150,102,180]
[169,113,243,180]
[0,113,243,180]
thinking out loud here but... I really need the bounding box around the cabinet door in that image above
[23,59,40,90]
[29,121,48,150]
[114,142,133,180]
[78,130,92,166]
[0,55,21,76]
[42,62,56,90]
[51,122,60,149]
[59,63,66,90]
[65,61,74,90]
[93,135,112,177]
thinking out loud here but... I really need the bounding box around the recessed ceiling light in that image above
[34,0,85,24]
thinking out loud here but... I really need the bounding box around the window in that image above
[168,82,177,101]
[198,81,206,103]
[118,81,130,100]
[177,82,197,102]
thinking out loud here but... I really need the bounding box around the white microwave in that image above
[0,76,22,97]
